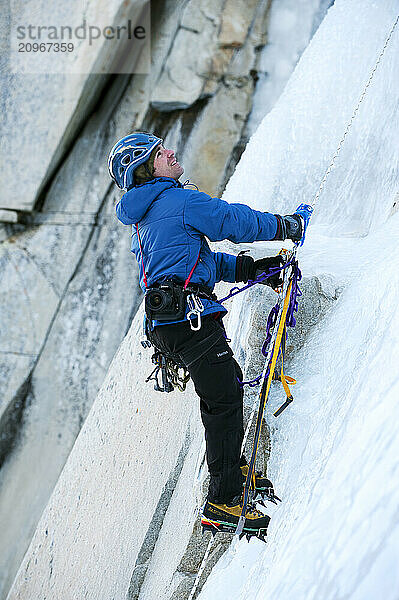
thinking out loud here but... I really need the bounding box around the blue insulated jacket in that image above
[116,177,279,323]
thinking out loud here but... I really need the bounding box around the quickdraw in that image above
[186,293,204,331]
[145,349,190,393]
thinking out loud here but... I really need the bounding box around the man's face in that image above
[153,145,184,180]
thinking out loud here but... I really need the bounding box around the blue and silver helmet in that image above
[108,132,163,190]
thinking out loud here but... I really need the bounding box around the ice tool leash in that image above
[235,252,301,537]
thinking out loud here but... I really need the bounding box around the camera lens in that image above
[147,291,164,310]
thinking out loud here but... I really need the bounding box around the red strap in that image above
[184,248,201,289]
[136,222,200,291]
[136,224,148,289]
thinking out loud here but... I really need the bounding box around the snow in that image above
[198,1,399,598]
[200,226,399,600]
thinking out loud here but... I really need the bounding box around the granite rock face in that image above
[151,0,271,196]
[0,0,149,213]
[0,59,143,600]
[5,309,203,600]
[0,195,139,598]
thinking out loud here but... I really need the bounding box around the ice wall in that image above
[198,1,399,598]
[248,0,334,135]
[199,220,399,600]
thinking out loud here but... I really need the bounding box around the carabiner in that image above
[186,294,204,331]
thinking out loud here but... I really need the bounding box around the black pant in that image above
[149,316,244,504]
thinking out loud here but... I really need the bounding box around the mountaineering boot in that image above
[240,464,280,504]
[201,494,270,540]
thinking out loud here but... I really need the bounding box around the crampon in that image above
[200,497,270,542]
[201,517,268,542]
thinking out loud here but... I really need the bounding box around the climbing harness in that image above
[138,218,205,332]
[138,217,209,391]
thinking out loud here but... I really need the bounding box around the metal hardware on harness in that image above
[146,351,173,393]
[186,293,204,331]
[141,319,152,348]
[145,349,190,393]
[167,360,191,392]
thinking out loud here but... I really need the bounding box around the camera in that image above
[145,281,186,321]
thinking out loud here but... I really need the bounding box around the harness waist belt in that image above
[151,280,217,301]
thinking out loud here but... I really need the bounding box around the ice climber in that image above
[108,132,304,536]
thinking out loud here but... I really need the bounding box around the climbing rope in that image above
[311,13,399,210]
[236,272,294,536]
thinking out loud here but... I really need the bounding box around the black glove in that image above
[274,213,303,242]
[235,254,284,289]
